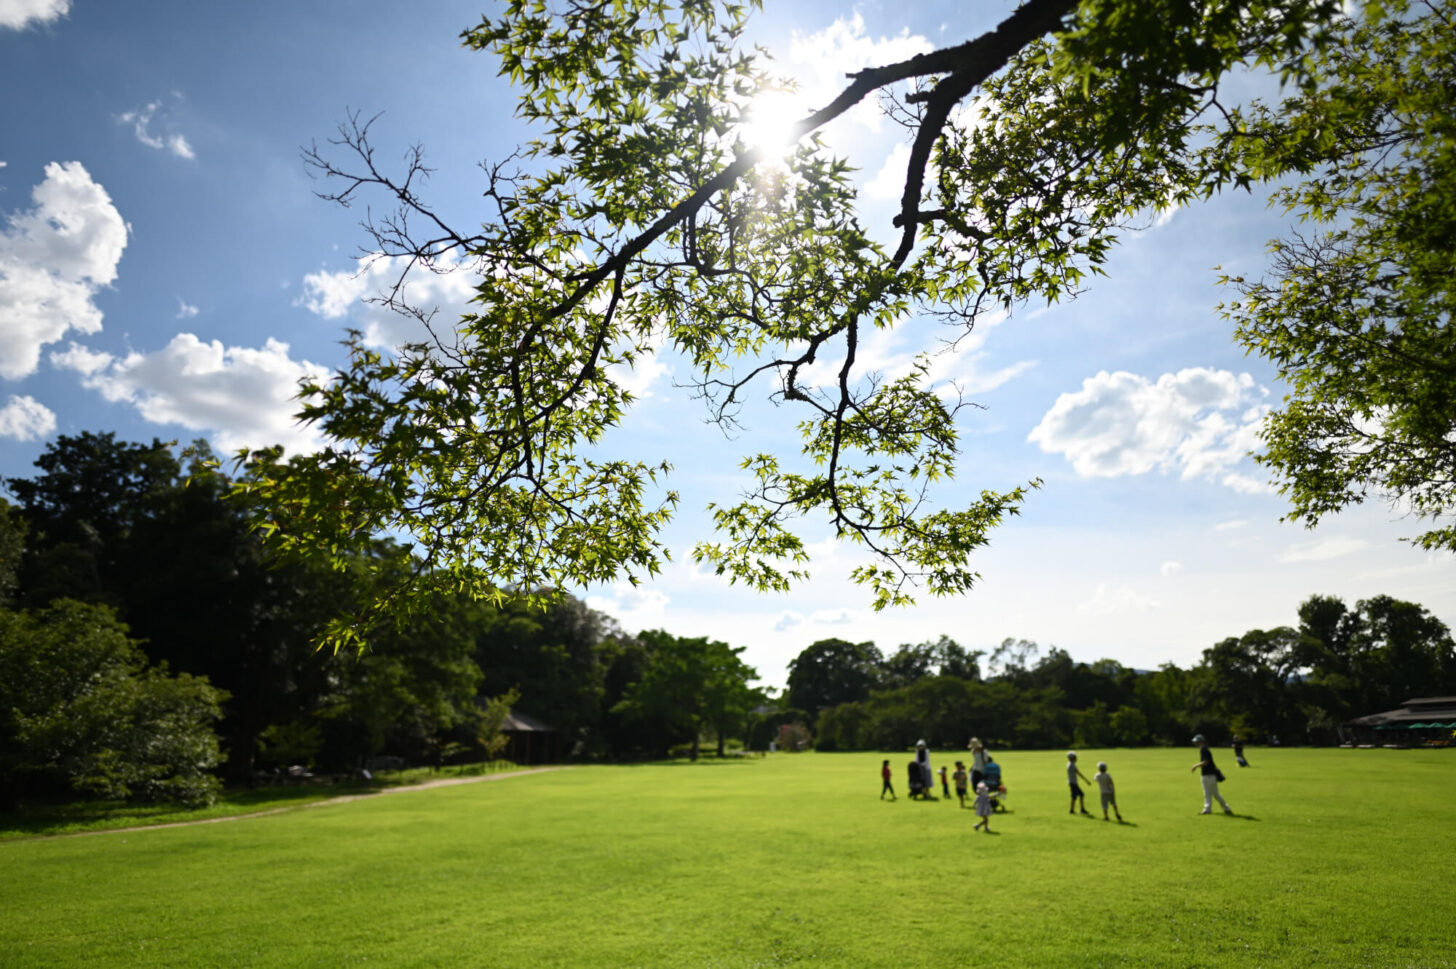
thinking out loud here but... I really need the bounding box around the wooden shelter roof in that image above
[1344,697,1456,728]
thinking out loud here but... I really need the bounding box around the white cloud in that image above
[0,394,55,439]
[864,143,911,201]
[176,297,199,319]
[303,255,673,399]
[0,0,68,30]
[795,309,1029,405]
[0,161,128,379]
[1278,536,1370,564]
[61,333,329,454]
[1221,471,1272,495]
[783,14,934,135]
[1159,560,1183,576]
[612,351,671,401]
[1214,519,1249,532]
[49,340,112,375]
[1027,368,1269,488]
[166,134,195,161]
[300,255,479,350]
[585,583,671,630]
[117,101,195,159]
[1077,583,1161,616]
[773,611,804,632]
[810,609,856,625]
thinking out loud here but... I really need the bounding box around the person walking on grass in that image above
[1191,734,1233,815]
[915,740,934,798]
[1093,761,1123,822]
[880,759,897,800]
[973,782,995,832]
[968,737,989,790]
[953,761,969,808]
[1067,751,1092,815]
[939,765,951,799]
[1233,737,1249,768]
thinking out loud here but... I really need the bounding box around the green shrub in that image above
[0,599,227,808]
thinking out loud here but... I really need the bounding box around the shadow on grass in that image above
[0,783,382,840]
[1,763,530,841]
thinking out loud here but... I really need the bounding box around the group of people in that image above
[880,738,1001,831]
[880,733,1249,823]
[1064,751,1123,821]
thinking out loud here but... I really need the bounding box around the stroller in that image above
[982,759,1008,812]
[907,760,931,799]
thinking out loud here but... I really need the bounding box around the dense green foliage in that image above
[1220,0,1456,551]
[3,751,1454,967]
[240,0,1374,645]
[2,435,767,795]
[611,629,760,758]
[0,599,225,809]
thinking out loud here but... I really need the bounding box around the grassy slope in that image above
[0,748,1452,969]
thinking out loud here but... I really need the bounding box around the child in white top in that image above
[1093,761,1123,822]
[972,782,994,832]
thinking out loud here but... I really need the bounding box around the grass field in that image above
[1,748,1452,968]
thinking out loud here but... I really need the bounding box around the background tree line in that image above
[0,433,763,809]
[3,432,1451,811]
[786,600,1455,752]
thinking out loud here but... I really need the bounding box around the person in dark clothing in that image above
[1233,737,1249,767]
[1067,751,1092,816]
[1191,734,1232,815]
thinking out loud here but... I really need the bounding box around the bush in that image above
[0,599,227,808]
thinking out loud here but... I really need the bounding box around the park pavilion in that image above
[1340,696,1456,748]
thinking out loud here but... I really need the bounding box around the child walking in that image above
[1093,761,1123,822]
[973,782,994,831]
[1067,751,1092,815]
[953,761,969,808]
[880,759,896,800]
[939,765,950,799]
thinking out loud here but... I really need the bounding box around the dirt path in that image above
[14,766,571,842]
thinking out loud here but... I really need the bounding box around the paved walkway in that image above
[15,766,570,842]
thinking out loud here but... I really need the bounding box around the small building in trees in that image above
[1341,697,1456,748]
[501,710,562,764]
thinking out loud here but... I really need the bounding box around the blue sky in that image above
[3,0,1451,689]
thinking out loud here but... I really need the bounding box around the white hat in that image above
[916,739,927,747]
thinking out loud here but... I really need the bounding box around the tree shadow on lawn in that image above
[0,782,388,839]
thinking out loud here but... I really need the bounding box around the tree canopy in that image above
[234,0,1401,645]
[1219,0,1456,552]
[791,593,1455,750]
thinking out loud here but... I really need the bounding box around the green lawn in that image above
[1,748,1452,968]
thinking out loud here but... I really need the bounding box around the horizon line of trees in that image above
[3,433,1451,810]
[780,597,1455,752]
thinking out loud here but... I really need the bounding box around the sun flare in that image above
[740,90,806,160]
